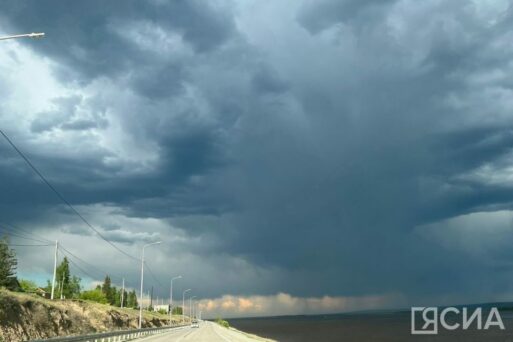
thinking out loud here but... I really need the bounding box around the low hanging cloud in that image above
[198,293,407,318]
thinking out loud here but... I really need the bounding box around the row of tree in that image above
[0,237,139,308]
[43,257,81,299]
[43,258,139,308]
[93,275,138,308]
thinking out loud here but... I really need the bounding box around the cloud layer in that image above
[2,0,513,316]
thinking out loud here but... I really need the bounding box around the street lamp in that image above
[139,241,162,329]
[169,275,182,325]
[0,32,45,41]
[189,296,196,324]
[182,289,191,324]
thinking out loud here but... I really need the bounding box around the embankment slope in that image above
[0,289,181,341]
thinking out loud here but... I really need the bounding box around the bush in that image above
[20,279,38,292]
[19,279,38,293]
[215,318,230,328]
[80,289,108,304]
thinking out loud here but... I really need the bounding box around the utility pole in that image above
[51,240,58,300]
[121,278,125,309]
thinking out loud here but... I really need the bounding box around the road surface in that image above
[137,321,273,342]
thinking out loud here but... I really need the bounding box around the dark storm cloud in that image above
[1,1,235,81]
[298,0,397,33]
[3,0,513,303]
[0,0,241,222]
[214,0,513,298]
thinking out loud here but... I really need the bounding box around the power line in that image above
[64,252,99,280]
[0,224,50,243]
[0,129,140,262]
[145,262,164,288]
[8,244,53,247]
[0,228,50,244]
[0,222,128,285]
[0,222,131,288]
[59,245,126,284]
[59,247,106,281]
[0,221,53,244]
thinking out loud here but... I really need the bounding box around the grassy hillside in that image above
[0,289,185,341]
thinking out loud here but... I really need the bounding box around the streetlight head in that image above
[29,32,45,39]
[145,241,162,247]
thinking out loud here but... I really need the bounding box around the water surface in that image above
[229,311,513,342]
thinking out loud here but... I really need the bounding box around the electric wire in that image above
[8,244,53,247]
[0,129,140,262]
[63,251,99,280]
[59,245,125,284]
[0,220,53,244]
[0,222,127,285]
[0,228,51,244]
[145,262,164,288]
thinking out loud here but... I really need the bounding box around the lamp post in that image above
[0,32,45,41]
[189,296,196,324]
[169,275,182,325]
[139,241,162,329]
[182,289,191,324]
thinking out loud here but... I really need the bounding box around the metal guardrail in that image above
[29,324,190,342]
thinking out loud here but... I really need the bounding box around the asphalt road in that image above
[137,321,272,342]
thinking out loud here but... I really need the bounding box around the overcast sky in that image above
[1,0,513,318]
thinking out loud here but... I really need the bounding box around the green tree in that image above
[113,287,128,307]
[55,257,70,299]
[68,275,82,299]
[80,289,108,304]
[0,237,18,290]
[101,275,115,305]
[127,290,138,308]
[113,287,120,307]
